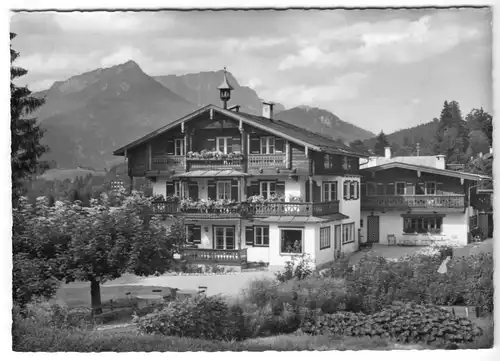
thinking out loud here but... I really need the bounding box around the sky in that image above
[10,8,493,134]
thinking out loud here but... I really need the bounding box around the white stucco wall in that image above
[153,178,168,197]
[360,211,469,246]
[267,223,317,266]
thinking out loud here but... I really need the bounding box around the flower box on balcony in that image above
[186,150,243,160]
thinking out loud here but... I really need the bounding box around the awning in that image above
[261,213,349,223]
[170,170,249,178]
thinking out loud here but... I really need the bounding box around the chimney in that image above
[384,146,391,159]
[435,155,446,170]
[262,101,274,120]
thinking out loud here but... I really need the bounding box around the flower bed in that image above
[186,150,243,160]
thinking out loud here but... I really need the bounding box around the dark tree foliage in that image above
[433,101,470,164]
[466,108,493,147]
[348,139,370,154]
[11,33,48,204]
[373,131,390,156]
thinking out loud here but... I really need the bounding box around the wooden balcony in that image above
[245,200,339,217]
[152,200,340,218]
[150,155,186,172]
[152,201,243,219]
[361,195,466,210]
[248,154,288,169]
[182,248,247,265]
[187,157,244,171]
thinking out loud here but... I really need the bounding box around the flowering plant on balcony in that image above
[245,193,286,203]
[186,150,243,160]
[151,194,180,203]
[288,195,303,202]
[178,197,238,211]
[427,227,441,234]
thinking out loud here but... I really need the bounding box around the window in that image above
[403,216,443,234]
[214,226,235,250]
[216,181,231,200]
[320,227,331,249]
[216,137,232,154]
[323,182,338,201]
[254,226,270,246]
[425,182,436,195]
[367,182,377,196]
[260,136,275,154]
[260,181,276,199]
[342,223,355,244]
[174,139,185,156]
[174,181,188,198]
[376,183,385,195]
[395,182,406,195]
[186,225,201,244]
[324,154,334,169]
[280,229,303,254]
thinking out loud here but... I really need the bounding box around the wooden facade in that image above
[125,110,360,178]
[360,167,469,211]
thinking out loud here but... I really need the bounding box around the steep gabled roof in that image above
[361,161,492,181]
[113,104,370,158]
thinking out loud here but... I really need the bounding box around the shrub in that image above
[301,302,484,346]
[241,277,280,307]
[19,300,94,330]
[275,254,314,282]
[134,295,244,340]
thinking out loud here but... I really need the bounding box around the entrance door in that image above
[367,216,380,243]
[334,225,342,259]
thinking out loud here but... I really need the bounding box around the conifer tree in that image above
[374,131,390,156]
[11,33,48,203]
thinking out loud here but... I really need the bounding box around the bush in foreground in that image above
[301,302,484,346]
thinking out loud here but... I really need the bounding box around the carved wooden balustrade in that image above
[361,195,465,210]
[247,154,288,169]
[151,155,186,172]
[151,201,242,219]
[182,248,247,265]
[186,157,244,171]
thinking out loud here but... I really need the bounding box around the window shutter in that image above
[166,140,174,155]
[437,182,444,195]
[166,182,175,196]
[313,181,321,202]
[360,182,366,197]
[188,182,199,200]
[232,136,241,153]
[250,137,260,154]
[356,181,360,200]
[305,180,310,202]
[406,182,415,195]
[386,182,395,195]
[248,181,260,196]
[207,138,216,151]
[276,181,285,196]
[231,180,239,201]
[192,225,201,244]
[275,137,285,153]
[245,226,254,246]
[207,180,217,200]
[343,181,350,200]
[349,181,355,200]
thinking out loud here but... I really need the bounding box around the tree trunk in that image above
[90,278,102,315]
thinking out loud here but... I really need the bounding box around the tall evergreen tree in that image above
[11,33,48,204]
[373,131,390,156]
[433,101,469,164]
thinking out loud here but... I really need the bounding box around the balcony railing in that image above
[246,201,339,217]
[248,154,287,169]
[182,248,247,265]
[187,157,243,171]
[151,155,186,172]
[152,201,243,219]
[361,195,466,209]
[152,200,340,217]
